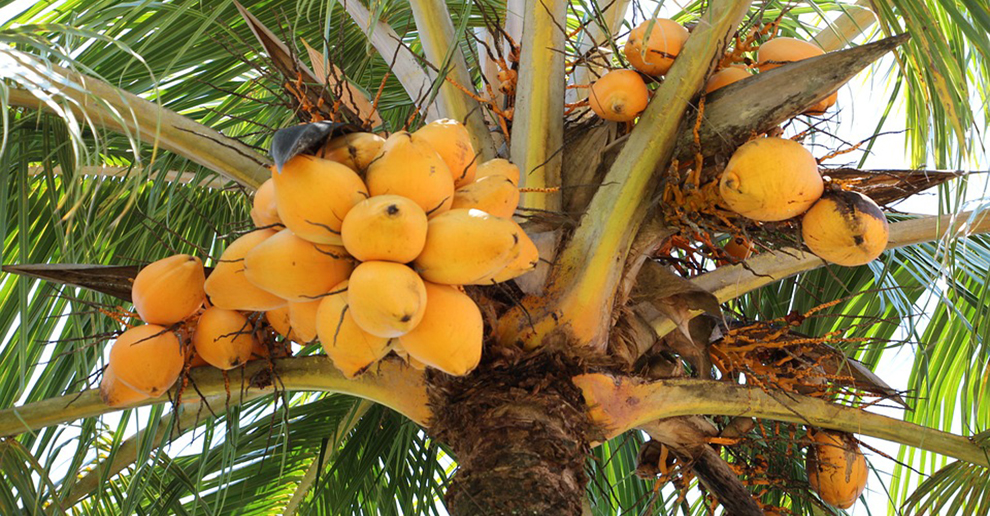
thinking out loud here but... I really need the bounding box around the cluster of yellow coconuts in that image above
[587,18,838,122]
[99,119,537,407]
[719,136,889,266]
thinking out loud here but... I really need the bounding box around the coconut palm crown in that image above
[1,0,990,514]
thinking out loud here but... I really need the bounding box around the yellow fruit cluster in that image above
[223,118,536,378]
[588,21,839,122]
[99,119,537,407]
[718,137,889,266]
[100,254,281,408]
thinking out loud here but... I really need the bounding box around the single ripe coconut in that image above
[271,155,369,245]
[347,262,427,338]
[315,281,392,378]
[475,221,539,284]
[193,307,257,370]
[189,349,210,368]
[723,236,754,260]
[131,254,205,325]
[705,66,751,93]
[243,228,353,302]
[588,69,650,122]
[801,191,888,266]
[757,37,837,115]
[100,365,150,407]
[340,195,428,263]
[475,158,520,185]
[265,305,301,343]
[805,91,838,116]
[624,18,689,76]
[287,300,321,344]
[757,37,824,71]
[393,342,428,371]
[451,175,520,218]
[366,132,455,217]
[398,282,483,376]
[204,229,288,312]
[719,137,824,221]
[250,178,281,228]
[108,324,184,396]
[806,429,869,509]
[414,209,522,285]
[413,119,478,188]
[318,132,385,174]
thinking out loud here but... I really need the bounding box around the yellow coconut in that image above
[391,341,426,370]
[399,282,483,376]
[340,195,428,263]
[318,132,385,174]
[756,37,837,115]
[413,119,478,188]
[414,209,522,285]
[288,299,321,344]
[109,324,184,396]
[243,228,353,302]
[272,155,369,245]
[131,254,205,325]
[723,236,754,260]
[189,349,210,368]
[475,158,521,186]
[756,37,824,72]
[476,222,539,284]
[100,365,151,407]
[205,229,288,311]
[366,132,455,217]
[315,281,392,378]
[801,191,888,266]
[805,92,839,116]
[347,261,427,338]
[265,305,299,342]
[624,19,689,76]
[193,307,257,370]
[250,178,281,228]
[451,175,520,218]
[588,69,650,122]
[719,137,824,221]
[806,429,868,509]
[705,67,751,93]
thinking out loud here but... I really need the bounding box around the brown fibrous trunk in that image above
[428,351,594,516]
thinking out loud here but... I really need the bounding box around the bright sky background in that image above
[2,0,989,514]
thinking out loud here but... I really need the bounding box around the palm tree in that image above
[1,0,988,513]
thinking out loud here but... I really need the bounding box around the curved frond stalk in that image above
[645,210,990,339]
[812,0,877,51]
[3,50,270,189]
[573,374,990,468]
[640,417,764,515]
[511,0,566,213]
[0,357,430,437]
[408,0,495,158]
[28,166,228,189]
[518,0,751,350]
[60,390,266,508]
[282,400,373,516]
[340,0,441,121]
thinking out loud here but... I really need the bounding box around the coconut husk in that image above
[1,263,215,302]
[825,167,963,207]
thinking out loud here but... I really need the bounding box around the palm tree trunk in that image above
[430,353,593,515]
